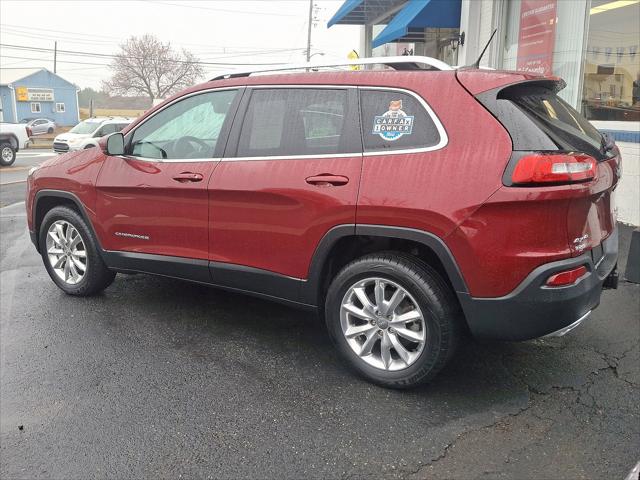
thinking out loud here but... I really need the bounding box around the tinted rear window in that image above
[360,89,441,152]
[500,86,606,159]
[236,88,358,157]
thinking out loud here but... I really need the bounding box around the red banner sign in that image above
[516,0,557,75]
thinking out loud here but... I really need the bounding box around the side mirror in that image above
[105,132,124,156]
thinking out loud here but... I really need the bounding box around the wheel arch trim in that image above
[32,190,102,253]
[0,133,19,150]
[304,224,469,305]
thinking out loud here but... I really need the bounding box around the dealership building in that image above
[0,68,80,126]
[329,0,640,225]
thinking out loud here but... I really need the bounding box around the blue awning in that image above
[372,0,461,48]
[327,0,408,27]
[327,0,364,27]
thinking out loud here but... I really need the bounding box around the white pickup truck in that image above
[0,122,31,167]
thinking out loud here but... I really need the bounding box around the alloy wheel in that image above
[1,146,13,163]
[340,277,426,371]
[46,220,87,285]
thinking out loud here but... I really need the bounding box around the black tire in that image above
[39,206,116,296]
[47,127,54,134]
[325,252,462,388]
[0,143,16,167]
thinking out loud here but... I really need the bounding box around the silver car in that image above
[21,118,56,135]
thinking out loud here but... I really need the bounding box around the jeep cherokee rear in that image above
[26,58,619,388]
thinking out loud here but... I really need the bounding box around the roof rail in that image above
[210,55,453,81]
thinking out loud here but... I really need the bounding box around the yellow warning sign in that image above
[348,50,361,70]
[16,86,28,101]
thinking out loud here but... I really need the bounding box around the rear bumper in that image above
[459,227,618,341]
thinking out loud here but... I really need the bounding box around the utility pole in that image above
[306,0,313,63]
[53,41,57,73]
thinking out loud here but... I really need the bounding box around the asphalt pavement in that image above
[0,149,55,188]
[0,185,638,479]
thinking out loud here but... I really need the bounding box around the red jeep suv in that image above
[26,58,620,388]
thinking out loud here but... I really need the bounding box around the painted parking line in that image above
[16,152,54,157]
[0,165,39,173]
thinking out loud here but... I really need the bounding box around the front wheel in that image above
[0,143,16,167]
[325,253,462,388]
[39,206,116,296]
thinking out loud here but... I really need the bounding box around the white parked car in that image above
[0,122,31,166]
[53,117,133,154]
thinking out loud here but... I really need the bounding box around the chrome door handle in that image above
[305,174,349,186]
[172,172,203,183]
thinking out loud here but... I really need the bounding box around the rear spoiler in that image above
[456,70,566,96]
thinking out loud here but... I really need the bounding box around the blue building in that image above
[0,68,79,126]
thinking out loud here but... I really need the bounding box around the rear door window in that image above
[235,88,359,157]
[359,89,442,153]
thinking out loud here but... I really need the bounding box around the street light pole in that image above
[306,0,313,63]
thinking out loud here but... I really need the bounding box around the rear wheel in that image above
[325,253,462,388]
[47,127,54,134]
[39,206,116,296]
[0,143,16,167]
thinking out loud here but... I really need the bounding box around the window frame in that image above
[227,86,361,160]
[55,103,65,113]
[30,102,41,114]
[122,86,244,163]
[359,86,448,156]
[224,84,447,161]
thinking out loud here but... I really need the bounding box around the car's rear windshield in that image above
[500,85,606,159]
[69,120,102,135]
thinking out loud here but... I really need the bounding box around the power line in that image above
[0,54,109,66]
[0,26,311,57]
[1,23,307,52]
[0,43,290,66]
[139,0,300,17]
[0,30,309,60]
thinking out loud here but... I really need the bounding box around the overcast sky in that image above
[0,0,360,90]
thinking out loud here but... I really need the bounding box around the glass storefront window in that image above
[582,0,640,122]
[503,0,640,124]
[502,0,588,108]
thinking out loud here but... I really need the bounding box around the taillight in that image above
[26,127,33,137]
[511,153,596,185]
[545,265,588,287]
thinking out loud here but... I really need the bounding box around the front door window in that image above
[130,89,238,160]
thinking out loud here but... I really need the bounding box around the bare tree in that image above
[103,35,204,102]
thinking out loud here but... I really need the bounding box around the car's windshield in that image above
[69,120,102,134]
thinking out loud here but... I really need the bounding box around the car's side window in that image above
[130,89,238,160]
[236,88,354,157]
[359,89,441,152]
[95,124,118,137]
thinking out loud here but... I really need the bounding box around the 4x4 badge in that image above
[372,100,414,141]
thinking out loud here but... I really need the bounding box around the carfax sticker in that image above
[372,100,414,141]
